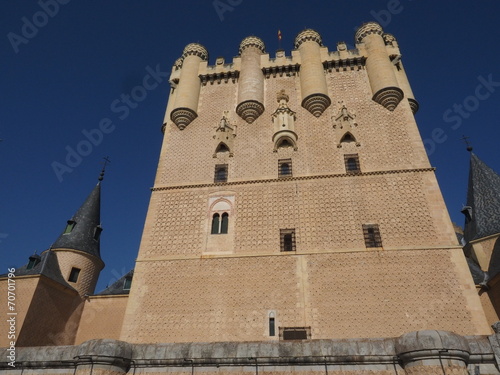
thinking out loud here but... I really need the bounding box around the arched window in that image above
[278,138,292,148]
[211,213,220,234]
[211,212,229,234]
[216,143,230,154]
[340,132,356,143]
[220,213,229,234]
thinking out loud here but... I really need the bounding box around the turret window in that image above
[64,220,76,234]
[26,255,41,270]
[123,276,133,291]
[93,225,103,241]
[68,267,81,283]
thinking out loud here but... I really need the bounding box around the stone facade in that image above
[121,23,490,344]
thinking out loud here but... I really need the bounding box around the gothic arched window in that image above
[211,213,220,234]
[220,213,229,234]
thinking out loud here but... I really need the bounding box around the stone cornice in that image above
[151,167,436,192]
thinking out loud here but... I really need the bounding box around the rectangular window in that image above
[344,154,360,174]
[68,267,81,283]
[214,164,228,183]
[279,327,311,340]
[64,220,76,234]
[278,159,293,178]
[280,229,296,252]
[362,224,383,248]
[123,276,132,291]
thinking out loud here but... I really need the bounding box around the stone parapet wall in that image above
[2,332,500,374]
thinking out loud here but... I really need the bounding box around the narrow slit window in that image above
[344,154,360,174]
[269,317,276,336]
[362,224,383,248]
[68,267,81,283]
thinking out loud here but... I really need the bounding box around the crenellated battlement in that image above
[167,22,418,131]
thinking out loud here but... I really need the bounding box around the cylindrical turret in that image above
[383,34,419,114]
[294,29,331,117]
[236,36,266,123]
[170,43,208,130]
[355,23,403,111]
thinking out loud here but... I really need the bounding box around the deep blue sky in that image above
[2,1,500,292]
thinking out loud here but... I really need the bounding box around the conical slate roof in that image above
[463,153,500,243]
[51,183,102,258]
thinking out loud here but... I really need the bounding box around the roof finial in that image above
[99,156,111,181]
[461,135,473,152]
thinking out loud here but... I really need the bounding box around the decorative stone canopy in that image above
[239,36,265,54]
[355,22,384,43]
[294,29,323,49]
[181,43,209,61]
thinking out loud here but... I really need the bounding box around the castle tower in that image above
[50,176,105,297]
[170,43,209,130]
[236,36,266,123]
[355,22,404,111]
[0,170,106,347]
[294,29,331,116]
[120,24,489,345]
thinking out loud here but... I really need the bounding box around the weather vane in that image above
[98,156,111,181]
[460,135,473,152]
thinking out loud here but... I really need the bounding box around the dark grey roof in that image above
[463,153,500,243]
[1,250,76,291]
[97,269,133,296]
[51,183,102,259]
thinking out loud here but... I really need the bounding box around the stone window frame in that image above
[209,197,233,235]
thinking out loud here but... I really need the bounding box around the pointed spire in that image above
[462,152,500,242]
[51,166,106,258]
